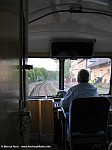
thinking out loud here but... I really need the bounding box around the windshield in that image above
[28,58,111,97]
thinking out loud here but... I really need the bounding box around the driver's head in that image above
[77,69,89,83]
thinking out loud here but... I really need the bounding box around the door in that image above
[0,0,30,146]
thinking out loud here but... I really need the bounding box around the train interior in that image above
[0,0,112,149]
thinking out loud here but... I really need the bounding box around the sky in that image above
[28,58,58,71]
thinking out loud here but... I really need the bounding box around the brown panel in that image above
[27,100,39,133]
[39,100,54,135]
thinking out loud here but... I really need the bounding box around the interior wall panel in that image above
[0,0,22,145]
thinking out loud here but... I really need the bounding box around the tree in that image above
[28,70,35,82]
[64,60,71,78]
[28,67,59,82]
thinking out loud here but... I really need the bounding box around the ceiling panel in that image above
[28,0,112,54]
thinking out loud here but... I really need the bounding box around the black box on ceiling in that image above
[51,39,96,59]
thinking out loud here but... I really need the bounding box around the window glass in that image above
[28,58,59,97]
[64,58,111,94]
[28,58,111,97]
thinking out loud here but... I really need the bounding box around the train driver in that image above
[59,69,98,111]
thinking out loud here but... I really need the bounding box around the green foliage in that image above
[28,67,59,82]
[64,60,71,78]
[28,70,35,82]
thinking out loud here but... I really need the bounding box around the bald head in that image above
[77,69,89,83]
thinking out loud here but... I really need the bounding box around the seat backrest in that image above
[69,97,110,134]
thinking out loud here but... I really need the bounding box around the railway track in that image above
[29,81,59,97]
